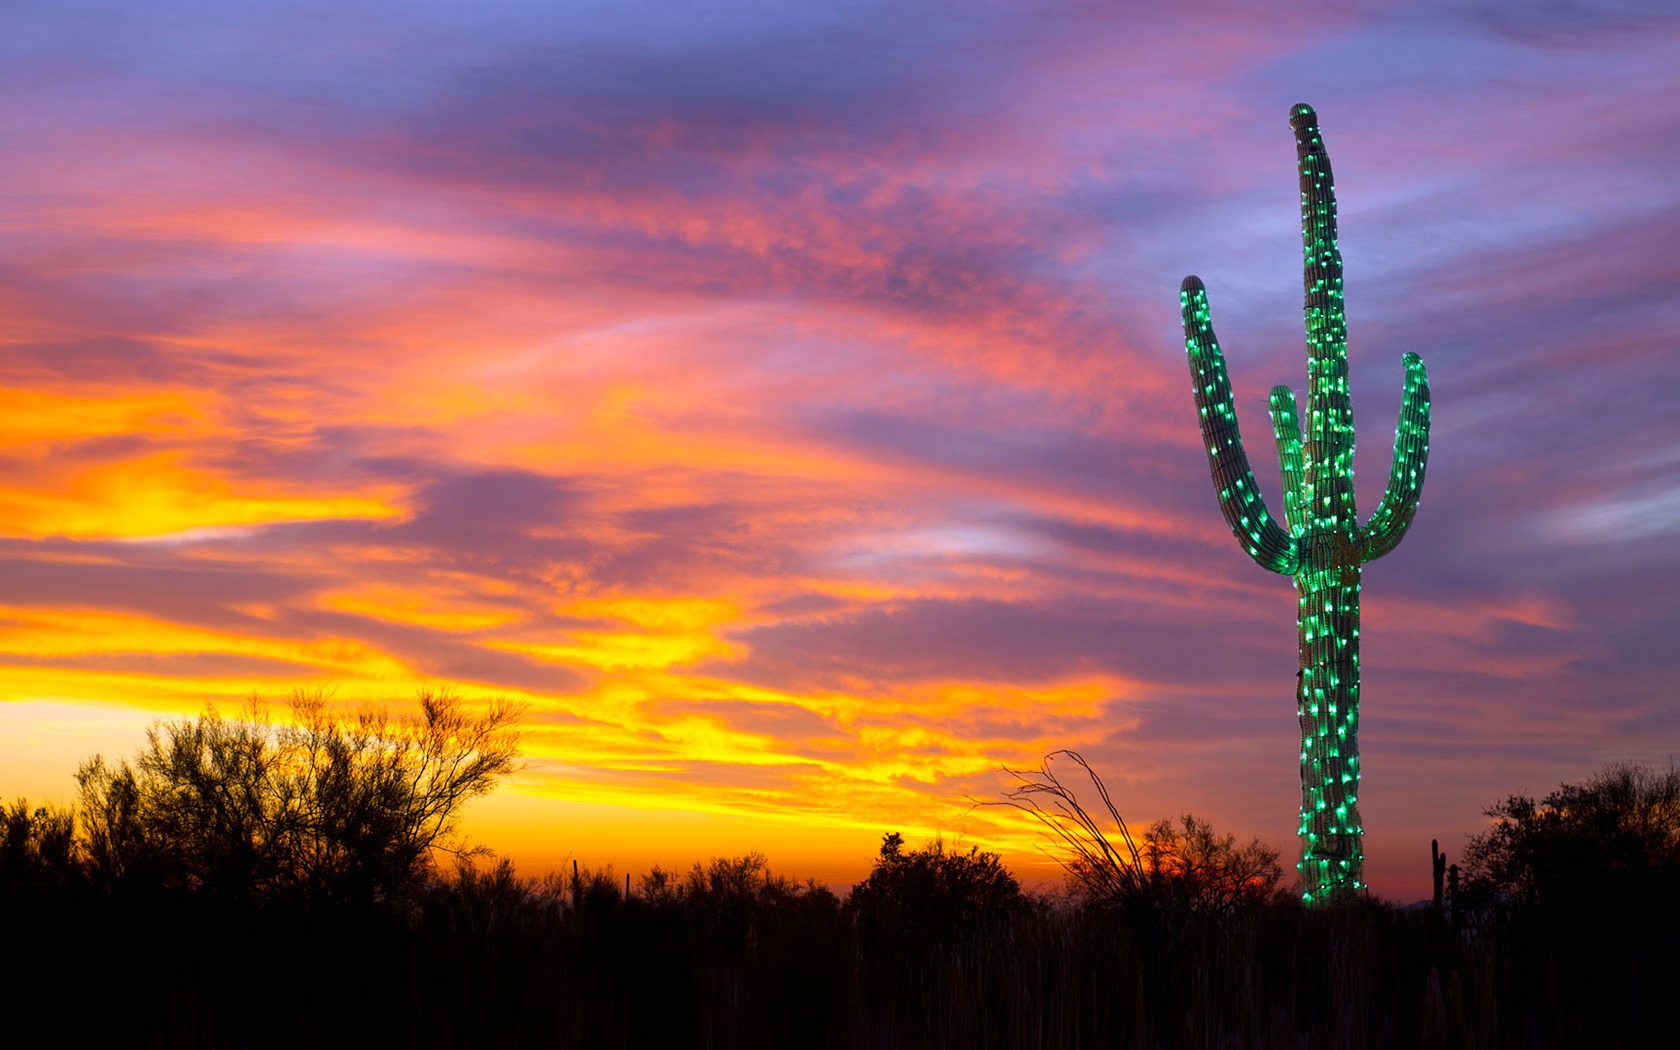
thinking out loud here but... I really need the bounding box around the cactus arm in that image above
[1267,385,1306,535]
[1180,275,1299,576]
[1358,351,1432,561]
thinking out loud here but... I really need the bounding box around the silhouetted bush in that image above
[848,831,1025,947]
[1448,763,1680,1045]
[1463,762,1680,911]
[630,852,848,1048]
[1,798,81,893]
[1002,750,1286,917]
[74,689,521,905]
[1131,814,1288,916]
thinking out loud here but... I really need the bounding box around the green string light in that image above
[1178,104,1433,906]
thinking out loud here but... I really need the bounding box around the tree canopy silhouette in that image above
[848,832,1023,945]
[1463,762,1680,910]
[1,799,80,894]
[75,689,521,904]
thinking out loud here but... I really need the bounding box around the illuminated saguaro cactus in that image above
[1178,104,1432,905]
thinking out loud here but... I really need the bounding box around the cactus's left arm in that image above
[1358,351,1432,561]
[1181,276,1299,576]
[1268,385,1306,536]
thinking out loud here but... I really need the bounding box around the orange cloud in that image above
[0,451,404,540]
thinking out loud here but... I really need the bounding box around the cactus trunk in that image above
[1296,539,1362,901]
[1178,104,1432,906]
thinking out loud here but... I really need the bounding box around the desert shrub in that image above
[75,689,521,905]
[1003,750,1284,916]
[0,798,81,894]
[1463,762,1680,911]
[1133,814,1287,916]
[848,831,1024,947]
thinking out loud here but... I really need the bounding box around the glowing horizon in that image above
[4,2,1679,902]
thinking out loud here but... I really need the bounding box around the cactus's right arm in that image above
[1181,275,1298,576]
[1358,351,1432,561]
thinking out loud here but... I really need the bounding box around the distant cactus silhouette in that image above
[1179,104,1432,905]
[1432,838,1447,912]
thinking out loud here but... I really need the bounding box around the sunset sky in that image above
[2,1,1677,902]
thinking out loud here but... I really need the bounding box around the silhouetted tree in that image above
[681,851,798,904]
[1463,762,1680,910]
[1,798,81,893]
[75,689,521,905]
[848,832,1023,945]
[548,860,627,915]
[424,856,557,944]
[636,853,807,950]
[1135,814,1286,916]
[636,852,821,912]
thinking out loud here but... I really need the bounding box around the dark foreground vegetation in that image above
[4,700,1676,1048]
